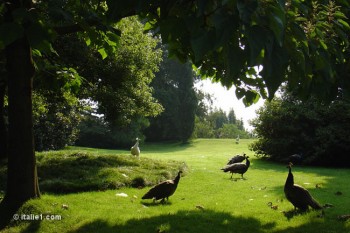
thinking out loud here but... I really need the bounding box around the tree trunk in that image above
[0,0,40,229]
[0,80,7,160]
[5,33,40,201]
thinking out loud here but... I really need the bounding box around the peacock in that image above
[130,138,140,157]
[221,156,250,179]
[227,153,246,165]
[142,171,182,203]
[284,162,322,211]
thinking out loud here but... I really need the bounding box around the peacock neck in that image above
[286,167,294,186]
[174,172,181,185]
[246,158,250,167]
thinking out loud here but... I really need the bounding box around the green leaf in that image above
[262,43,288,99]
[105,31,120,47]
[190,30,216,62]
[98,48,108,59]
[246,26,269,66]
[319,40,327,50]
[314,50,330,71]
[226,42,245,78]
[26,21,56,53]
[237,0,258,24]
[338,19,350,30]
[334,11,348,20]
[144,21,155,32]
[243,90,260,106]
[267,5,286,46]
[32,49,42,57]
[0,22,24,48]
[85,37,91,46]
[235,88,246,100]
[159,17,186,43]
[57,68,82,94]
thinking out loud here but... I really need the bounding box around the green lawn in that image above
[1,139,350,233]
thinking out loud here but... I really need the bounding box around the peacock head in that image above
[286,162,293,168]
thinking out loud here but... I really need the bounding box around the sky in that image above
[194,79,265,131]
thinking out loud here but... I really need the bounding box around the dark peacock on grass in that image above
[142,171,182,203]
[227,153,247,165]
[221,156,250,179]
[284,162,322,211]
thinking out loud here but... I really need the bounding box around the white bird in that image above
[131,138,140,158]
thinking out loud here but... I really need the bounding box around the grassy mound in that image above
[0,151,187,194]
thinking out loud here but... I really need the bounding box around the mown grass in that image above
[1,139,350,233]
[36,151,187,193]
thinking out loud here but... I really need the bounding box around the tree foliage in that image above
[137,0,350,103]
[32,91,82,151]
[145,47,197,142]
[250,90,350,167]
[1,1,349,104]
[76,114,150,149]
[52,16,163,147]
[54,16,163,127]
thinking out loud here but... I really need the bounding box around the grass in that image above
[36,151,187,193]
[1,139,350,233]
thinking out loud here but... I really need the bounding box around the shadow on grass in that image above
[140,200,176,207]
[19,220,41,233]
[68,209,276,233]
[67,209,350,233]
[0,197,43,232]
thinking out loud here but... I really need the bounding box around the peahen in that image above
[142,171,182,203]
[221,156,250,179]
[227,153,247,165]
[284,162,322,211]
[131,138,140,157]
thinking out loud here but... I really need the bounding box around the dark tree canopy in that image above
[145,47,197,142]
[135,0,350,103]
[1,1,349,103]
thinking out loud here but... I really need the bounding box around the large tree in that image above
[145,47,197,142]
[53,17,163,127]
[54,17,163,148]
[0,0,349,228]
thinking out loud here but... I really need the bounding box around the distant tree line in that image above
[193,100,251,139]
